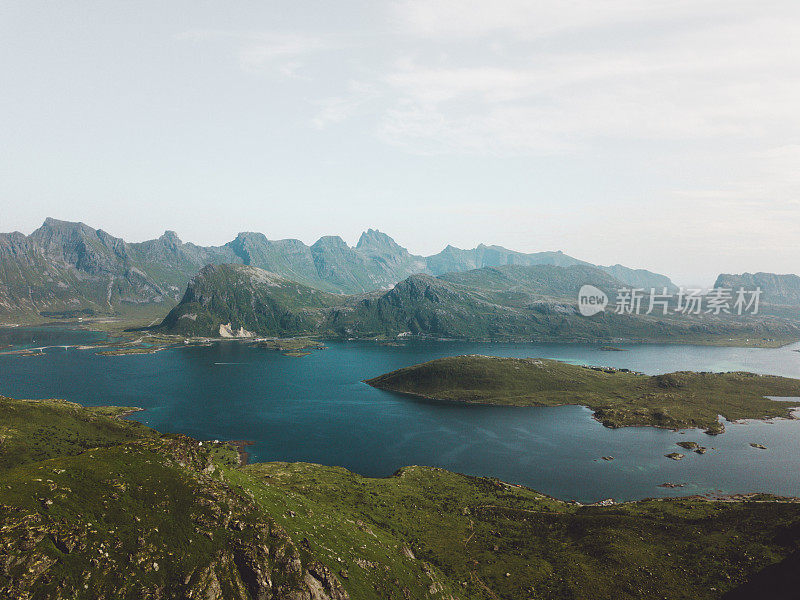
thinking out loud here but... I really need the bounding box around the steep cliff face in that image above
[227,232,323,290]
[0,221,425,319]
[355,228,427,285]
[0,230,84,318]
[714,272,800,305]
[128,230,238,298]
[0,219,168,318]
[310,236,379,293]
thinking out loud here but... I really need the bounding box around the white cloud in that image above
[177,30,327,75]
[236,33,326,73]
[312,81,381,129]
[392,0,767,39]
[375,8,800,155]
[672,145,800,209]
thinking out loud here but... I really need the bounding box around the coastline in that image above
[114,407,145,420]
[226,440,255,465]
[3,318,799,349]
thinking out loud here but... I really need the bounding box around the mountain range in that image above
[0,218,677,322]
[160,263,800,344]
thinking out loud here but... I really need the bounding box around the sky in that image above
[1,1,799,286]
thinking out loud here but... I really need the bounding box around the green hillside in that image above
[325,272,800,345]
[159,264,345,337]
[157,263,800,345]
[2,395,800,599]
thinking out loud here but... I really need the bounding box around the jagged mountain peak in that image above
[232,231,267,242]
[30,217,123,249]
[311,235,350,250]
[41,216,87,229]
[34,217,96,238]
[356,228,401,251]
[0,217,682,320]
[157,230,183,249]
[387,272,458,300]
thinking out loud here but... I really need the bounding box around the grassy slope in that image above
[2,395,800,599]
[246,462,800,600]
[0,397,457,600]
[0,396,156,469]
[365,356,800,433]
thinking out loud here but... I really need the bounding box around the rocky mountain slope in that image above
[0,218,677,323]
[714,272,800,306]
[0,219,237,321]
[160,264,345,338]
[427,244,677,292]
[327,268,800,344]
[159,263,800,344]
[2,394,800,599]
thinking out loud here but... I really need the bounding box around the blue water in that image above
[1,327,799,502]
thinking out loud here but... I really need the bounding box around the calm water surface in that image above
[1,326,799,502]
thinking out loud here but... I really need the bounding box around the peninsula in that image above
[365,355,800,433]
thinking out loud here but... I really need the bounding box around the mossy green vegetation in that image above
[365,355,800,433]
[0,396,155,469]
[96,347,163,356]
[241,463,800,600]
[2,395,800,599]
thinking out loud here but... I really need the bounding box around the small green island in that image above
[365,355,800,434]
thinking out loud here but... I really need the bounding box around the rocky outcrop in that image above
[714,272,800,306]
[159,264,342,337]
[0,434,350,600]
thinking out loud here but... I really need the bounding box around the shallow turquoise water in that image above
[1,327,799,502]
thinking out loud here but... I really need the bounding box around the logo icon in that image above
[578,285,608,317]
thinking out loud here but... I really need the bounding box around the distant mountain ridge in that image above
[160,263,800,344]
[0,218,677,321]
[714,272,800,306]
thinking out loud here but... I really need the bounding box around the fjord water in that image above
[2,327,800,502]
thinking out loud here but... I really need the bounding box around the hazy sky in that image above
[2,1,799,285]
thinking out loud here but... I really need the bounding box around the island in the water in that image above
[1,394,799,600]
[365,355,800,434]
